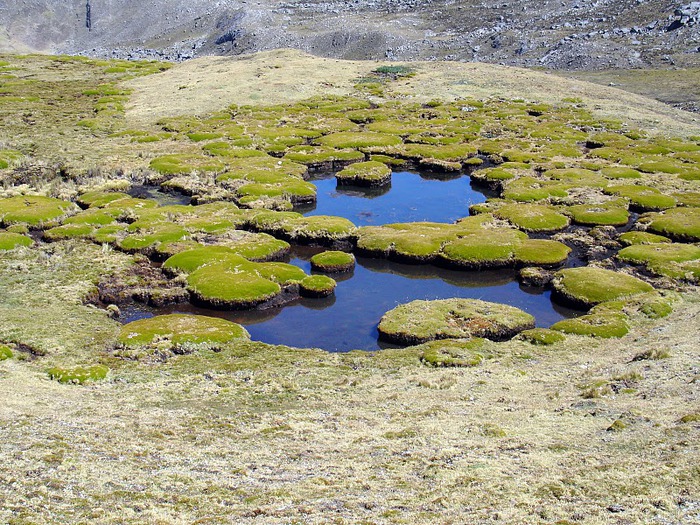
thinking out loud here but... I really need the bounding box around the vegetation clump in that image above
[418,338,487,367]
[551,267,654,309]
[378,298,535,345]
[299,275,337,297]
[0,231,33,250]
[643,207,700,242]
[618,243,700,282]
[493,203,570,232]
[551,311,629,338]
[310,251,356,273]
[566,200,630,226]
[519,328,566,345]
[117,314,250,357]
[336,161,392,187]
[47,364,109,384]
[0,344,13,360]
[0,196,77,228]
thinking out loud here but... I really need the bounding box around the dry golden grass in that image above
[126,49,700,137]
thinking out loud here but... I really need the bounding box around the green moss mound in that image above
[316,131,402,150]
[418,338,487,367]
[618,243,700,282]
[551,312,629,338]
[118,314,250,354]
[645,207,700,242]
[566,200,630,226]
[599,166,642,179]
[378,298,535,345]
[519,328,566,345]
[336,161,392,187]
[43,223,95,241]
[502,176,569,202]
[0,344,13,360]
[310,251,356,273]
[0,149,23,169]
[299,275,337,297]
[188,263,282,308]
[0,196,77,227]
[552,267,654,309]
[494,203,570,232]
[150,154,225,175]
[0,231,33,250]
[513,239,572,266]
[605,185,677,211]
[618,231,671,246]
[48,365,109,384]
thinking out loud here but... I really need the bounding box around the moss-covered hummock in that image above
[518,328,566,345]
[336,161,392,187]
[502,176,569,202]
[310,251,356,273]
[377,298,535,345]
[551,312,629,338]
[493,203,570,232]
[117,314,250,355]
[0,196,78,228]
[0,344,13,360]
[566,200,630,226]
[299,275,337,297]
[0,231,33,250]
[644,207,700,242]
[604,185,677,211]
[551,267,654,309]
[316,131,402,150]
[47,365,109,384]
[618,231,671,246]
[618,243,700,282]
[417,338,488,367]
[149,154,225,175]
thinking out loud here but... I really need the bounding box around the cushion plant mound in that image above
[417,338,488,367]
[590,291,677,320]
[76,191,131,208]
[310,250,356,273]
[618,243,700,282]
[0,344,13,360]
[644,207,700,242]
[551,267,654,309]
[502,176,569,202]
[48,365,109,384]
[118,314,250,354]
[299,275,337,298]
[149,153,225,175]
[604,185,677,211]
[187,263,282,308]
[0,196,78,228]
[316,131,402,150]
[43,223,95,241]
[550,312,630,338]
[0,231,33,250]
[513,239,572,267]
[163,246,250,274]
[518,328,566,346]
[672,192,700,207]
[566,200,630,226]
[618,231,671,246]
[377,298,536,346]
[335,161,392,188]
[493,203,570,232]
[117,223,189,255]
[600,166,642,179]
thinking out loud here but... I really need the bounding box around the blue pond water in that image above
[299,170,494,226]
[125,169,581,351]
[138,246,578,351]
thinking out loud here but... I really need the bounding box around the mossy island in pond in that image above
[335,161,392,188]
[299,275,337,297]
[310,251,356,273]
[117,314,250,356]
[378,298,535,346]
[551,267,654,309]
[48,365,109,384]
[493,203,570,232]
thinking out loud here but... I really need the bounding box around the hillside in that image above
[2,0,700,70]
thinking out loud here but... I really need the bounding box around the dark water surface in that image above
[123,171,579,351]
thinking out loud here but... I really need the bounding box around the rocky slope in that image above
[1,0,699,69]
